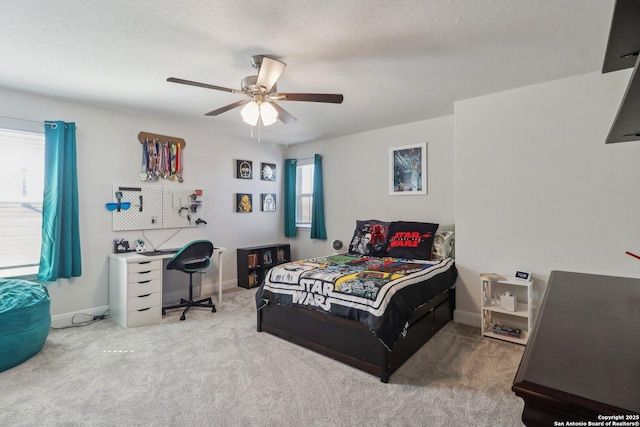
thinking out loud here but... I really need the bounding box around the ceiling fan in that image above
[167,55,343,126]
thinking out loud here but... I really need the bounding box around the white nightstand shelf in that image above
[481,275,533,345]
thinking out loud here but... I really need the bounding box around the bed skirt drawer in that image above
[433,299,451,333]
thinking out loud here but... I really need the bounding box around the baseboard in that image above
[52,280,240,328]
[454,309,481,328]
[51,305,110,329]
[164,278,236,304]
[200,278,237,295]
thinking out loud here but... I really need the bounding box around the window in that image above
[295,159,314,227]
[0,126,45,278]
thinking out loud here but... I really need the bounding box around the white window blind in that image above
[295,160,314,226]
[0,126,45,278]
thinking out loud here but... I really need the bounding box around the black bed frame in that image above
[257,287,455,383]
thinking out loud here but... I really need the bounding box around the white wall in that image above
[454,70,640,325]
[4,68,637,328]
[0,87,285,324]
[286,115,456,261]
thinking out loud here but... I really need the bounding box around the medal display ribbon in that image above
[138,132,186,183]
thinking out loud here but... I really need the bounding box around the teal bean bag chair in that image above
[0,279,51,372]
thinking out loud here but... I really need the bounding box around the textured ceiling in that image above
[1,1,615,145]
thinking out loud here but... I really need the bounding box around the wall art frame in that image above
[236,193,253,212]
[389,142,427,195]
[261,162,276,181]
[261,193,276,212]
[236,160,253,179]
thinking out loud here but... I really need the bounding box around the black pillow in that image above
[348,220,390,256]
[386,221,439,260]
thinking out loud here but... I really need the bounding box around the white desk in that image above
[108,247,225,327]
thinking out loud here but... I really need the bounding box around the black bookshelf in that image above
[237,243,291,289]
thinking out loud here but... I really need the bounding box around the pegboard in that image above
[163,187,203,228]
[111,184,203,231]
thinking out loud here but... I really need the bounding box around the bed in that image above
[255,220,458,382]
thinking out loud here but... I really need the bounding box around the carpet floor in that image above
[0,288,525,426]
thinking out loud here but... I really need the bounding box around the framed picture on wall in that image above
[261,163,276,181]
[389,143,427,195]
[236,160,253,179]
[261,193,276,212]
[236,193,252,212]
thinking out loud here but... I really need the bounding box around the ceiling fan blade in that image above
[256,57,286,92]
[276,93,344,104]
[167,77,240,94]
[270,102,297,124]
[205,99,250,116]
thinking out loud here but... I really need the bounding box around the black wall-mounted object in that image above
[602,0,640,144]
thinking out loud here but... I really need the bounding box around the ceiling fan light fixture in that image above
[167,55,343,129]
[260,102,278,126]
[241,101,259,126]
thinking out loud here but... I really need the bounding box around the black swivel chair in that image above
[162,240,217,320]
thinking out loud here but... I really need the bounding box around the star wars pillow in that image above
[386,221,439,260]
[348,220,390,257]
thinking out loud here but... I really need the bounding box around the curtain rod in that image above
[45,121,78,129]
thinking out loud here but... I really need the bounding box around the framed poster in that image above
[261,162,276,181]
[236,193,252,212]
[261,193,276,212]
[236,160,253,179]
[389,143,427,195]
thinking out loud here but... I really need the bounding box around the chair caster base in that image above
[212,306,217,313]
[180,315,186,321]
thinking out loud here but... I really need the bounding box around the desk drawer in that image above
[127,306,161,327]
[128,292,161,312]
[128,278,161,297]
[128,268,162,283]
[128,260,162,273]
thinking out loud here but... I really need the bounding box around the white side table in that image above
[481,274,533,345]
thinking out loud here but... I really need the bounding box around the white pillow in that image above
[431,230,455,259]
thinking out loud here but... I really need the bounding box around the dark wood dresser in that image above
[512,270,640,426]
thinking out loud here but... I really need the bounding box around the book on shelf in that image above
[248,271,259,287]
[262,250,273,266]
[248,253,258,268]
[480,272,506,281]
[492,324,522,339]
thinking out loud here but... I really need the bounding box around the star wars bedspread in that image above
[255,253,457,350]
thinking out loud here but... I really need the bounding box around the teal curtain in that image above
[284,159,297,237]
[38,121,82,281]
[310,154,327,239]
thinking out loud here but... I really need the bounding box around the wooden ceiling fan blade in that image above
[270,102,297,124]
[205,99,250,116]
[277,93,344,104]
[256,57,286,93]
[167,77,239,94]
